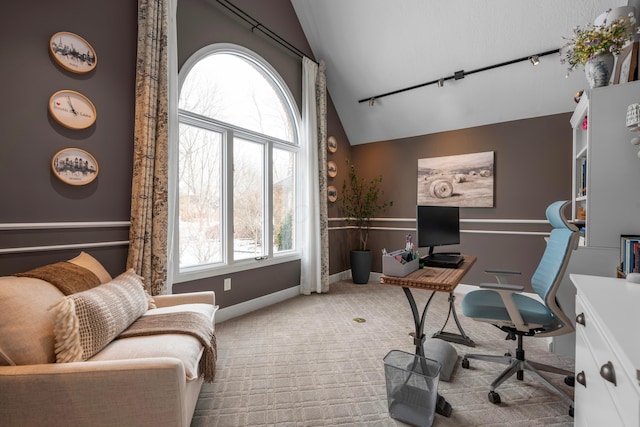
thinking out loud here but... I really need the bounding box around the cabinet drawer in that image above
[574,324,623,426]
[576,295,640,426]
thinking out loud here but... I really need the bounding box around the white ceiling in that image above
[291,0,629,145]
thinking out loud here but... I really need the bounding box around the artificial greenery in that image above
[561,11,638,74]
[340,160,392,251]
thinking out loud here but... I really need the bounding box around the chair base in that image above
[462,334,574,415]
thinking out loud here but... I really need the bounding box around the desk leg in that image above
[432,293,475,347]
[402,287,452,418]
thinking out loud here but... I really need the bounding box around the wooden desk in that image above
[381,255,477,347]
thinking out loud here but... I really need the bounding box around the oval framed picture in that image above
[51,148,99,186]
[49,90,97,130]
[327,136,338,153]
[327,160,337,178]
[327,185,338,203]
[49,31,97,73]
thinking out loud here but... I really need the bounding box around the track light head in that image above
[368,97,375,106]
[437,78,444,88]
[530,55,540,66]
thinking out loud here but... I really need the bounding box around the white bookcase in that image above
[569,81,640,248]
[553,81,640,359]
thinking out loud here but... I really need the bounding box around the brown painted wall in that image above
[0,0,573,302]
[0,1,137,276]
[330,113,573,289]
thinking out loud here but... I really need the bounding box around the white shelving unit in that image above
[569,81,640,248]
[553,81,640,359]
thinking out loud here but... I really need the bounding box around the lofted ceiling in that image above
[291,0,629,145]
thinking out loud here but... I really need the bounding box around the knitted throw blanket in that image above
[118,311,217,383]
[16,262,100,295]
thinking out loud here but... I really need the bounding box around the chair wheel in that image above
[504,352,512,357]
[569,405,574,417]
[461,358,470,369]
[488,391,501,404]
[564,376,575,387]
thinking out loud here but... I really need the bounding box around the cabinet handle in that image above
[576,312,586,327]
[576,371,586,387]
[600,361,617,386]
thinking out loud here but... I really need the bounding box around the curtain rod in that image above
[215,0,317,64]
[358,48,560,104]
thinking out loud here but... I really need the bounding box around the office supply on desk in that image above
[460,201,579,416]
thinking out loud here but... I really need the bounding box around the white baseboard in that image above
[215,285,301,324]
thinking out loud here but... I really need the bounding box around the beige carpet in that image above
[192,280,575,426]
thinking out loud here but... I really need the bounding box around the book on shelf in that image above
[620,235,640,275]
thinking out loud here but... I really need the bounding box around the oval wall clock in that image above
[49,31,97,73]
[51,148,99,186]
[49,90,97,130]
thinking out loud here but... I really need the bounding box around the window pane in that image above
[180,53,296,143]
[178,123,222,267]
[234,137,264,260]
[273,148,295,253]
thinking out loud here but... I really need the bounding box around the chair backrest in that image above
[530,200,580,335]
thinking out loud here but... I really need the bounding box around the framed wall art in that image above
[49,90,97,130]
[327,136,338,153]
[327,185,338,202]
[612,41,638,84]
[417,151,495,207]
[51,148,99,186]
[327,160,337,177]
[49,31,97,73]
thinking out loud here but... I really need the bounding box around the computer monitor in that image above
[416,205,460,256]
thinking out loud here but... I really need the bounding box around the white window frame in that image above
[171,43,302,284]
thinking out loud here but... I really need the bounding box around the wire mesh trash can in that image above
[383,350,441,427]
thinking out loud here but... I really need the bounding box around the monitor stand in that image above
[421,247,463,268]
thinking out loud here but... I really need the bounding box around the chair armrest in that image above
[485,269,521,276]
[478,282,525,292]
[153,291,215,308]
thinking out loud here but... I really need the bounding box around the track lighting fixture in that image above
[368,97,375,106]
[358,48,560,104]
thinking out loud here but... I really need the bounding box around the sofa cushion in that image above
[90,303,217,380]
[0,276,64,365]
[51,269,149,363]
[67,251,113,284]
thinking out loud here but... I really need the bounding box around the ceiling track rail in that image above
[215,0,316,64]
[358,48,560,104]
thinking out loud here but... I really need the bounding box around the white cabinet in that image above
[571,274,640,426]
[569,81,640,248]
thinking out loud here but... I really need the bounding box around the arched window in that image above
[174,44,300,280]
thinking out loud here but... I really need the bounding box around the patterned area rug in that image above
[192,280,575,426]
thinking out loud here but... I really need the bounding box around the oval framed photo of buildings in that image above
[51,148,99,186]
[417,151,494,207]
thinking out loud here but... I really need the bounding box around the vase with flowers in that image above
[561,9,638,88]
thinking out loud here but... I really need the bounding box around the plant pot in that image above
[585,53,614,88]
[350,249,372,284]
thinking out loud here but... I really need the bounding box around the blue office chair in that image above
[460,200,579,416]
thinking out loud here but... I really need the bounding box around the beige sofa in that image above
[0,253,216,427]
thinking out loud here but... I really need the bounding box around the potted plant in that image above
[560,9,637,88]
[340,160,392,284]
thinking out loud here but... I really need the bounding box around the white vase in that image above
[584,53,615,88]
